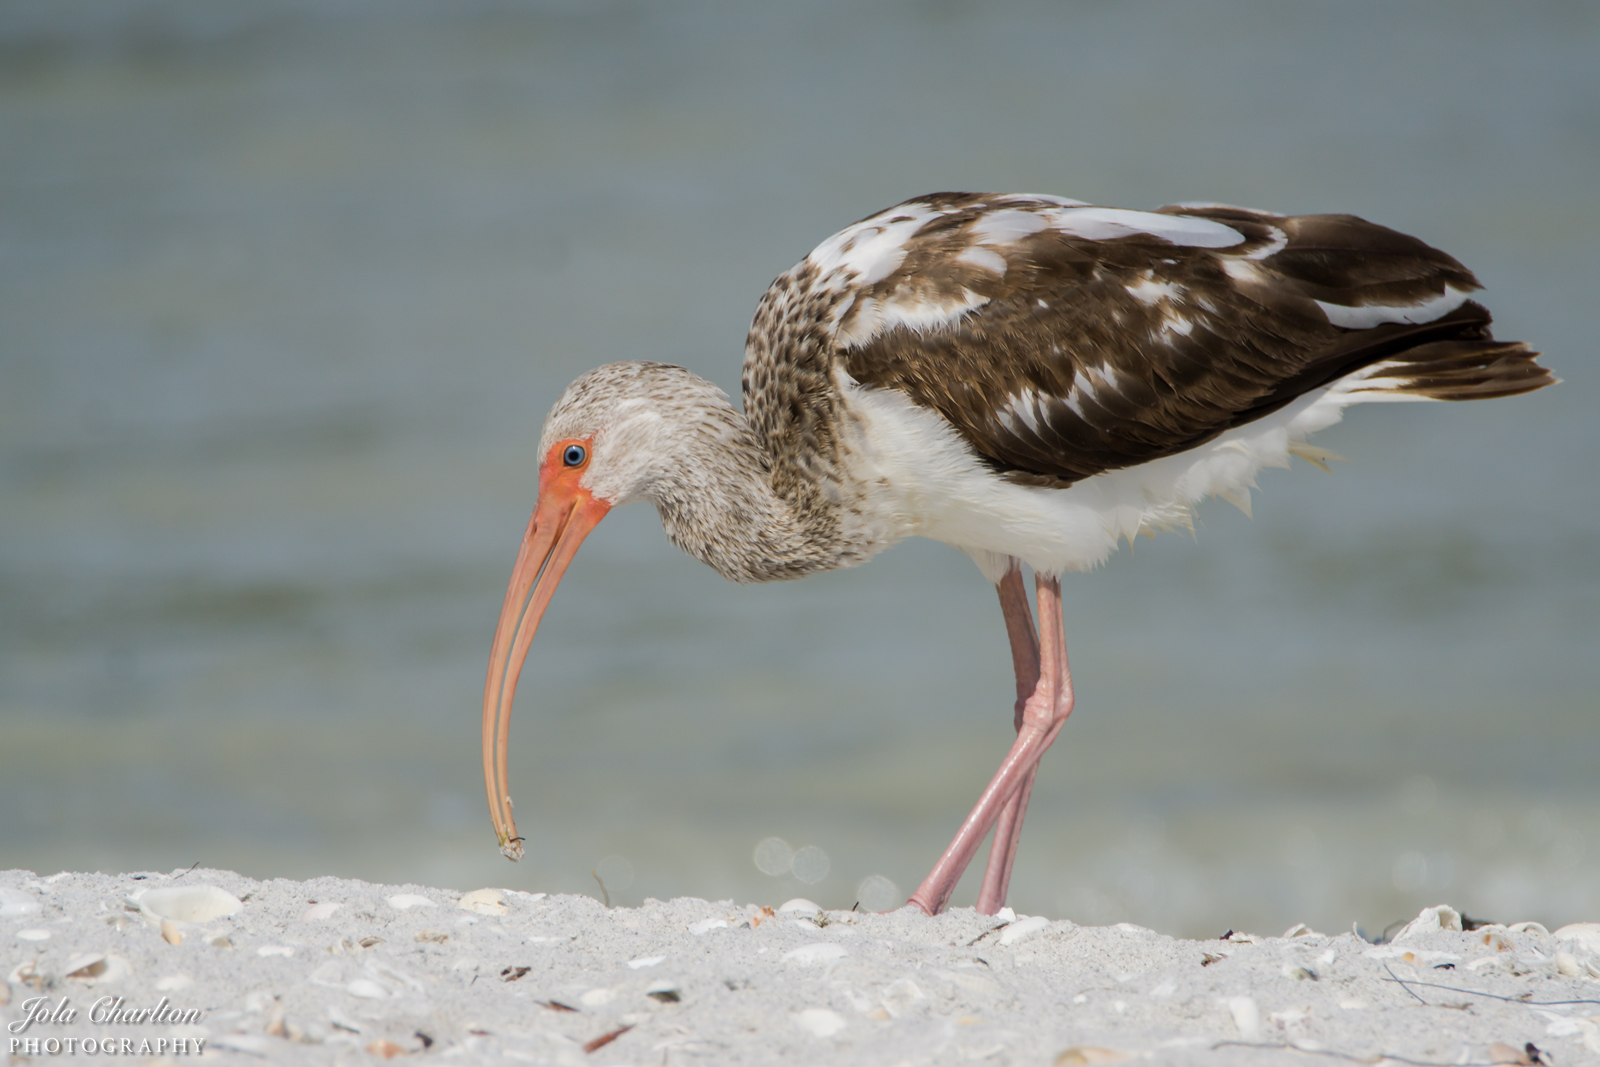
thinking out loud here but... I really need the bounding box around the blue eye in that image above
[562,444,587,467]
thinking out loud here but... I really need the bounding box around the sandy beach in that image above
[3,869,1597,1065]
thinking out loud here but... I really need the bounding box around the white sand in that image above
[3,870,1598,1065]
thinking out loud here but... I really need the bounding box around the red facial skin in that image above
[482,437,611,859]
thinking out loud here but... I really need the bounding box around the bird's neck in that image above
[646,393,885,584]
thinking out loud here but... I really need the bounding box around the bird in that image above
[480,192,1553,916]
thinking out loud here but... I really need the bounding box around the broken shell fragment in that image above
[458,888,509,916]
[162,920,182,945]
[1553,922,1600,955]
[138,885,244,924]
[64,953,131,984]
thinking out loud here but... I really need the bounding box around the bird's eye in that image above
[562,444,587,467]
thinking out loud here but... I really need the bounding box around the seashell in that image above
[1553,922,1600,955]
[458,888,508,916]
[1282,923,1325,939]
[64,954,106,980]
[346,979,388,999]
[257,945,293,957]
[792,1008,846,1038]
[687,918,728,935]
[8,961,40,988]
[138,885,243,924]
[64,953,130,984]
[1390,904,1462,942]
[16,929,50,941]
[781,942,847,966]
[161,920,182,945]
[1227,995,1262,1041]
[0,888,42,918]
[1000,915,1050,946]
[626,955,665,970]
[777,898,820,913]
[301,902,342,922]
[645,978,680,1002]
[386,894,435,911]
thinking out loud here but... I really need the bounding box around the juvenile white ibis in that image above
[482,193,1553,916]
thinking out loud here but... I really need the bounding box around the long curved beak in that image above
[482,479,611,860]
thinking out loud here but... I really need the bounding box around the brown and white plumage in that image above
[481,192,1553,915]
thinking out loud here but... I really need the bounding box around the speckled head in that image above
[537,361,745,507]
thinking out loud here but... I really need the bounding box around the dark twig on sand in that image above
[1380,970,1600,1008]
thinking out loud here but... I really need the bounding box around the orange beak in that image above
[482,457,611,860]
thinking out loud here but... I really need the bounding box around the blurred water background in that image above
[1,0,1596,940]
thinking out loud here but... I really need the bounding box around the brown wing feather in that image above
[822,197,1550,487]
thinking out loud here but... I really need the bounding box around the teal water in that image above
[1,0,1596,938]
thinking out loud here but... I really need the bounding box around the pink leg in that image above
[976,565,1041,909]
[908,570,1074,916]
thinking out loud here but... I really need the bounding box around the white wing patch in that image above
[835,288,990,348]
[1243,225,1288,260]
[806,203,950,289]
[956,245,1008,275]
[1315,286,1471,330]
[970,209,1050,246]
[1042,206,1245,249]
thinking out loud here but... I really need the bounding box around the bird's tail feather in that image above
[1346,338,1555,402]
